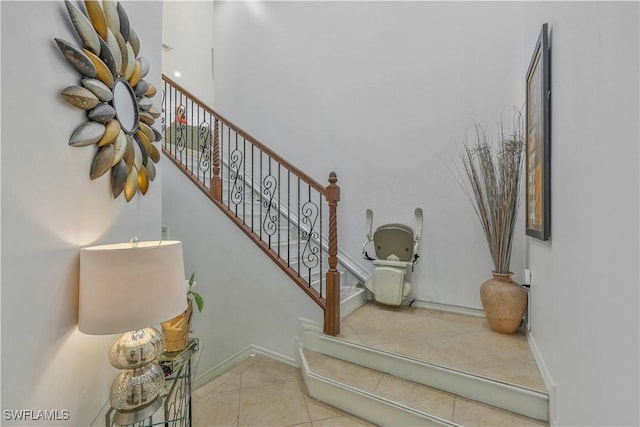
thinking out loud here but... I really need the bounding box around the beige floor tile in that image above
[423,309,489,334]
[336,325,366,344]
[192,389,240,427]
[343,305,463,345]
[230,354,265,375]
[241,357,301,389]
[303,351,383,393]
[342,303,544,391]
[238,381,311,426]
[473,359,546,391]
[305,396,349,421]
[311,415,378,426]
[452,398,548,427]
[373,339,449,367]
[217,373,243,392]
[194,371,240,398]
[373,375,455,421]
[423,335,507,372]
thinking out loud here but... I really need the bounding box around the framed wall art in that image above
[525,23,550,241]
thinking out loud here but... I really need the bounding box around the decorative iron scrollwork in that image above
[175,123,186,152]
[262,175,279,235]
[230,149,244,206]
[161,89,166,134]
[301,201,320,269]
[198,122,211,171]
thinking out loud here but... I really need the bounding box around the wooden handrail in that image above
[162,75,341,336]
[162,75,326,194]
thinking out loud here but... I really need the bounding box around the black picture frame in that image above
[525,23,551,241]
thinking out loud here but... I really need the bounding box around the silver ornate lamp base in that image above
[113,395,163,426]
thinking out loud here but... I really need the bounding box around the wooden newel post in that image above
[210,118,222,202]
[324,171,340,336]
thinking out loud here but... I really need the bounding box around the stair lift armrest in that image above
[414,207,423,242]
[362,239,375,261]
[363,208,375,260]
[365,208,374,241]
[412,207,424,269]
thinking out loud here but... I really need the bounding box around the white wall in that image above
[212,1,527,309]
[161,162,323,375]
[1,1,163,425]
[520,2,639,425]
[211,1,640,425]
[162,1,215,106]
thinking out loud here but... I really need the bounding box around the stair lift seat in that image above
[362,208,423,306]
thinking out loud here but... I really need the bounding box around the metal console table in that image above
[96,338,200,427]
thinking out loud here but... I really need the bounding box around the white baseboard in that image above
[526,331,557,426]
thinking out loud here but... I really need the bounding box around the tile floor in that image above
[192,302,548,426]
[338,302,546,392]
[303,349,547,426]
[193,354,375,427]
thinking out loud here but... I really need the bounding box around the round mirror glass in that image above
[112,78,139,134]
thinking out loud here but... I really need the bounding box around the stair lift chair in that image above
[362,208,423,306]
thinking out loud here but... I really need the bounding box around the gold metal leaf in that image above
[124,166,138,202]
[83,49,114,88]
[97,119,121,146]
[84,0,108,41]
[137,165,149,195]
[139,112,155,126]
[138,122,156,143]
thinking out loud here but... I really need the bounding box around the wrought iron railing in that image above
[161,75,341,336]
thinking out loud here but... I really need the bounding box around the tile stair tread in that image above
[301,348,548,426]
[340,303,547,393]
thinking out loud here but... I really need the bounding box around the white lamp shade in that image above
[79,240,188,335]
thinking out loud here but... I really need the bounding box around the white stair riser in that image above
[299,320,549,422]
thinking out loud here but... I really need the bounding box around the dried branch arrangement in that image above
[457,110,525,274]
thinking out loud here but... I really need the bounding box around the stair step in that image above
[299,348,547,427]
[298,318,549,425]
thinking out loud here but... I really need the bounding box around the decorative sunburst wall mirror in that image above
[55,0,162,202]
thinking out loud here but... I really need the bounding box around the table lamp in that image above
[78,239,187,425]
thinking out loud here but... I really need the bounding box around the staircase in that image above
[297,303,550,426]
[161,74,372,336]
[161,76,550,426]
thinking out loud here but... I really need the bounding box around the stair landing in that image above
[338,302,546,393]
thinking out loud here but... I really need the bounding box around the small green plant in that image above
[187,272,204,313]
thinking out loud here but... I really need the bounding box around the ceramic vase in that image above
[480,272,527,334]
